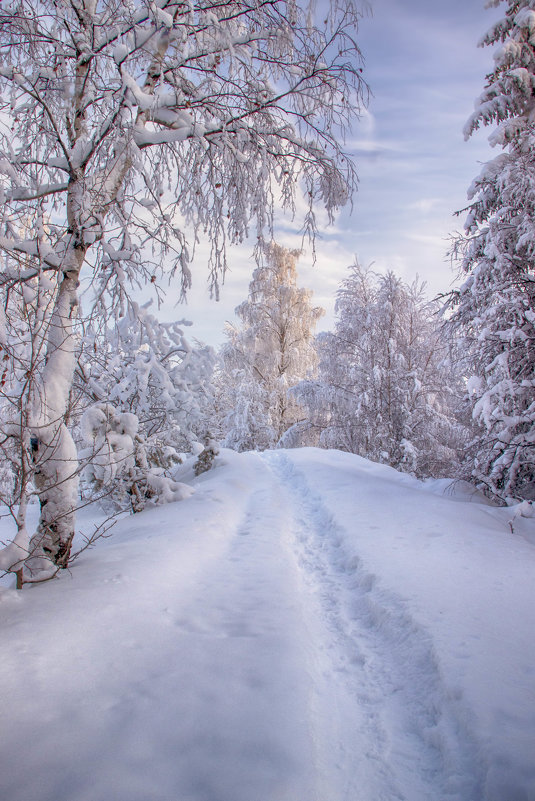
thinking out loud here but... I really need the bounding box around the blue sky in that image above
[172,0,503,345]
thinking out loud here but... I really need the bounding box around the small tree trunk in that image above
[15,569,23,590]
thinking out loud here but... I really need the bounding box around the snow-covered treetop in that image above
[466,0,535,147]
[0,0,368,303]
[233,242,324,383]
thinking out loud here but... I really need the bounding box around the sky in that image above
[168,0,504,346]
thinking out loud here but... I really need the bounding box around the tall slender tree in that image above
[0,0,367,571]
[449,0,535,501]
[218,243,324,450]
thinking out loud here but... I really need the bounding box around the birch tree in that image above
[0,0,367,571]
[218,242,324,450]
[448,0,535,502]
[296,263,464,477]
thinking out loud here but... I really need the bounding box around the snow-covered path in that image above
[0,448,534,801]
[266,451,482,801]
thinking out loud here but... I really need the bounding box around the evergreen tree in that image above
[296,263,464,477]
[218,243,324,450]
[449,0,535,501]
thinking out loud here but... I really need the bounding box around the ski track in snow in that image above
[263,450,483,801]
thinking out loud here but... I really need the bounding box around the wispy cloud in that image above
[406,198,442,215]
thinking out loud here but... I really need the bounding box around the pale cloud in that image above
[355,106,376,138]
[347,139,402,160]
[404,231,450,247]
[407,198,442,215]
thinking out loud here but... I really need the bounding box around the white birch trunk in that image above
[30,267,81,568]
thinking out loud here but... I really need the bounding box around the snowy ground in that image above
[0,448,534,801]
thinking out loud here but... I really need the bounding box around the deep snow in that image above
[0,448,534,801]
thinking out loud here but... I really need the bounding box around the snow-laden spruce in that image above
[0,0,368,572]
[448,0,535,502]
[295,262,465,477]
[217,243,324,451]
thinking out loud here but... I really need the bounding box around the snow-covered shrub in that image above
[193,437,220,477]
[80,403,192,513]
[80,405,137,493]
[75,303,214,510]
